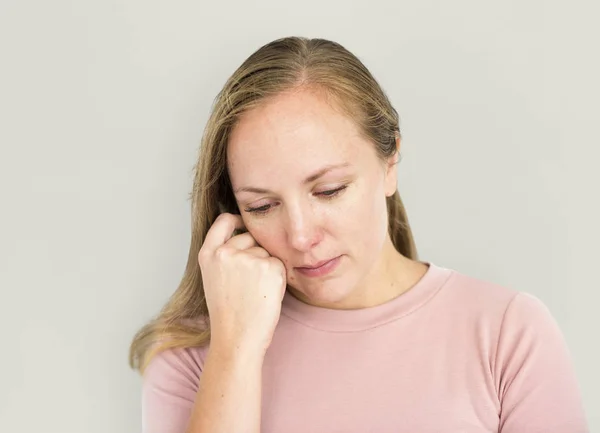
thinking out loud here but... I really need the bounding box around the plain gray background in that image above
[1,0,598,432]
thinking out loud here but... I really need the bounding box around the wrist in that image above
[209,336,267,364]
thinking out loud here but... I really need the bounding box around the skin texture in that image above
[227,87,428,310]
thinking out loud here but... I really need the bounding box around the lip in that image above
[294,256,342,278]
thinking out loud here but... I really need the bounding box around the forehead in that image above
[227,89,374,185]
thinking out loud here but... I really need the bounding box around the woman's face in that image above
[227,88,399,308]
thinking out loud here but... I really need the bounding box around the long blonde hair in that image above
[129,36,418,374]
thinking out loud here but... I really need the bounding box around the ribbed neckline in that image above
[280,261,453,332]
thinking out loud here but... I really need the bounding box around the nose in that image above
[286,203,323,252]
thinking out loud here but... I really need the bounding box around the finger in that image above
[202,213,246,253]
[266,257,288,292]
[243,246,271,258]
[225,232,259,251]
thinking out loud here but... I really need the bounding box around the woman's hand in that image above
[198,213,287,356]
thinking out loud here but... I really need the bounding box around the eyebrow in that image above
[233,162,351,194]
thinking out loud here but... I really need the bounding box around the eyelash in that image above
[244,185,348,215]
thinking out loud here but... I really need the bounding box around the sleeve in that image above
[494,292,589,433]
[141,347,203,433]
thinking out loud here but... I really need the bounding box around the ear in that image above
[384,135,401,197]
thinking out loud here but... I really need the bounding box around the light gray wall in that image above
[0,1,598,432]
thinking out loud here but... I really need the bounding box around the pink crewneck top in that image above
[141,262,589,432]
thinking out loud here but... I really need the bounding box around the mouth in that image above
[294,256,342,278]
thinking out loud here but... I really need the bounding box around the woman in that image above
[130,36,588,433]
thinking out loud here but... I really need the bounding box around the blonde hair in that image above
[129,36,419,373]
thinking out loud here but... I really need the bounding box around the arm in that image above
[185,343,264,433]
[142,213,284,432]
[141,343,264,433]
[495,293,589,433]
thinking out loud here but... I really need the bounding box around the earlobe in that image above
[384,135,401,197]
[384,159,399,197]
[385,170,398,197]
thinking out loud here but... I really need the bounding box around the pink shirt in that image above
[141,262,589,432]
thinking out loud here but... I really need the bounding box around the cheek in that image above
[338,183,388,250]
[245,220,287,256]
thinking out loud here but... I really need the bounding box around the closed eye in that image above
[245,203,273,214]
[315,185,347,198]
[244,185,348,215]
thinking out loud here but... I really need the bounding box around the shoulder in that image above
[495,291,567,364]
[447,268,561,340]
[143,344,210,397]
[485,292,587,431]
[435,266,521,320]
[445,269,575,394]
[434,266,561,351]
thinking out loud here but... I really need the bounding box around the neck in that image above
[347,236,426,309]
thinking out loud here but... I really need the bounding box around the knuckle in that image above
[257,259,270,272]
[214,246,231,260]
[215,212,230,221]
[216,212,236,225]
[197,248,209,263]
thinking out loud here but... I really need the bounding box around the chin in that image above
[292,277,358,306]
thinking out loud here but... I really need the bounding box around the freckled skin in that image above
[227,88,427,310]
